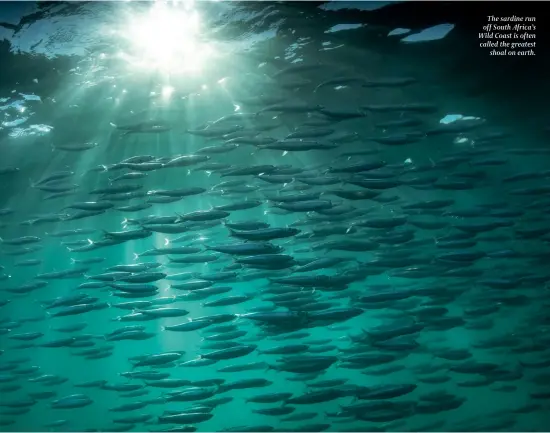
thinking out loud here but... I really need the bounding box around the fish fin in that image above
[265,364,277,373]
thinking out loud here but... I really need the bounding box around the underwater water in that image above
[0,0,549,432]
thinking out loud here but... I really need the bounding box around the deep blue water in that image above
[0,1,549,432]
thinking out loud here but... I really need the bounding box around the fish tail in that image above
[133,253,139,261]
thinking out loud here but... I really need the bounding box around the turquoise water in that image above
[0,1,549,432]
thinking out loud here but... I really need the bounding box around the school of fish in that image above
[1,41,550,433]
